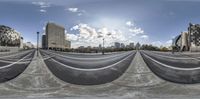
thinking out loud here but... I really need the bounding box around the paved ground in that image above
[40,50,136,85]
[0,50,34,83]
[0,50,200,98]
[140,50,200,84]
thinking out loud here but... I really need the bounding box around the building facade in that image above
[0,25,21,47]
[114,42,121,49]
[46,22,66,50]
[120,43,125,48]
[0,25,23,52]
[129,43,134,49]
[42,35,47,49]
[188,23,200,51]
[173,23,200,52]
[23,42,34,49]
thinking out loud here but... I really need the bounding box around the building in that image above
[23,42,34,49]
[20,37,24,49]
[173,23,200,52]
[0,25,21,47]
[188,23,200,51]
[99,44,102,48]
[120,43,125,48]
[46,22,66,50]
[42,35,47,49]
[114,42,121,49]
[135,42,141,50]
[129,43,134,49]
[65,40,71,49]
[0,25,23,52]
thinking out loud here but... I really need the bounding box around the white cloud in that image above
[151,41,162,47]
[66,33,79,41]
[32,1,51,8]
[65,30,79,41]
[151,39,172,47]
[70,25,79,31]
[125,21,145,37]
[129,27,144,36]
[67,20,147,48]
[69,23,128,48]
[166,39,172,44]
[40,9,46,13]
[126,21,134,27]
[66,7,85,16]
[69,23,98,41]
[42,26,46,32]
[165,39,172,47]
[32,1,50,13]
[140,35,149,39]
[68,8,78,12]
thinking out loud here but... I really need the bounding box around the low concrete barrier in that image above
[42,51,136,85]
[0,50,35,83]
[140,51,200,84]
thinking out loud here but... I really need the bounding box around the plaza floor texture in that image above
[0,51,200,99]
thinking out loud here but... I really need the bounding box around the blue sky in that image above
[0,0,200,48]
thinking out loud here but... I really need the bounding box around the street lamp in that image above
[37,32,39,57]
[98,32,111,55]
[102,38,105,55]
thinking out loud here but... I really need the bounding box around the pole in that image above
[102,38,104,55]
[37,32,39,57]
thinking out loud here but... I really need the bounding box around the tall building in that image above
[135,42,141,50]
[173,23,200,52]
[114,42,121,49]
[46,22,66,50]
[121,43,125,48]
[42,35,47,49]
[129,43,134,49]
[99,44,102,49]
[188,23,200,51]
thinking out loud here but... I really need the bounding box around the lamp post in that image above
[37,32,39,57]
[102,38,105,55]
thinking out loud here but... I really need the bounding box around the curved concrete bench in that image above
[140,51,200,84]
[42,51,136,85]
[0,50,35,83]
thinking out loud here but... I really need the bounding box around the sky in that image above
[0,0,200,48]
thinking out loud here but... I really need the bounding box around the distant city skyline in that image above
[1,0,200,48]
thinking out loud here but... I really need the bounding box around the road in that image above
[140,50,200,84]
[40,50,136,85]
[0,49,35,83]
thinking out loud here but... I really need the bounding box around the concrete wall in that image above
[190,46,200,52]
